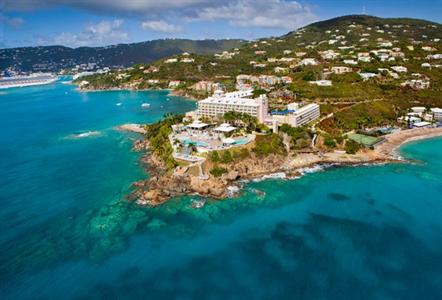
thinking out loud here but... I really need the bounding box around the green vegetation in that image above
[210,166,228,177]
[209,148,250,164]
[71,15,441,134]
[223,111,258,132]
[2,39,245,73]
[345,139,362,154]
[145,114,184,170]
[279,124,312,149]
[332,101,398,131]
[253,134,286,156]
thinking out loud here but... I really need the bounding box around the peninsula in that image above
[72,15,441,205]
[125,88,442,205]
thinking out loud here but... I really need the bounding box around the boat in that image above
[0,73,58,89]
[141,103,150,108]
[116,102,122,106]
[190,199,206,209]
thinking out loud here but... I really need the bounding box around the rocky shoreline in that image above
[127,127,442,206]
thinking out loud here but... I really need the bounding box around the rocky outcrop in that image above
[131,127,431,206]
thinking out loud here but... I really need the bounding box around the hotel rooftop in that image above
[198,90,258,107]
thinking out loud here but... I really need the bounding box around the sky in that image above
[1,0,441,49]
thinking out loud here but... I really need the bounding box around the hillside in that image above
[77,15,441,134]
[0,39,245,72]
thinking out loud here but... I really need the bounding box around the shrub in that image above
[209,151,220,163]
[345,139,361,154]
[221,150,233,163]
[323,135,337,148]
[210,166,228,177]
[233,148,250,160]
[253,134,286,155]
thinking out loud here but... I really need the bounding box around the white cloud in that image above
[4,0,317,31]
[39,19,128,47]
[0,14,24,27]
[193,0,317,29]
[3,0,214,14]
[141,20,182,33]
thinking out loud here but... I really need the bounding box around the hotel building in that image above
[266,103,320,128]
[195,90,319,129]
[196,90,268,123]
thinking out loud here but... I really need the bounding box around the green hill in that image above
[77,15,442,133]
[0,39,245,72]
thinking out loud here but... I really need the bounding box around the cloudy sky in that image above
[1,0,441,48]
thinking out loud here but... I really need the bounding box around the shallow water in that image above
[1,83,442,299]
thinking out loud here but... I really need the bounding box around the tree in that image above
[345,139,361,154]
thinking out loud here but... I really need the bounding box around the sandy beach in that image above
[375,127,442,158]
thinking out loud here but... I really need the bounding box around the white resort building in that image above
[196,90,268,123]
[267,103,320,128]
[193,90,320,129]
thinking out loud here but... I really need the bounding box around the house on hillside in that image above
[331,66,352,74]
[343,59,358,65]
[391,66,408,73]
[181,58,195,63]
[309,80,332,86]
[274,67,289,74]
[165,58,178,63]
[320,50,340,60]
[299,58,318,66]
[359,72,378,81]
[168,80,181,88]
[401,79,430,89]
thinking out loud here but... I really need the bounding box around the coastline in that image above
[76,85,199,101]
[128,127,442,206]
[374,127,442,159]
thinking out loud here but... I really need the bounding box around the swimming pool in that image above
[182,139,209,147]
[234,137,251,145]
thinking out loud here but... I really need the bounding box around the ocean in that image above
[1,82,442,299]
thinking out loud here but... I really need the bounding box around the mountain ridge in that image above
[0,39,245,72]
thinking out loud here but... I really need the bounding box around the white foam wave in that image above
[66,131,102,139]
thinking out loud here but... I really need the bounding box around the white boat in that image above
[0,73,58,89]
[116,102,122,106]
[141,103,150,108]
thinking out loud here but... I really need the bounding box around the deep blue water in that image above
[1,83,442,299]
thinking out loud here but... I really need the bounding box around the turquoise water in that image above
[1,83,442,299]
[182,139,209,147]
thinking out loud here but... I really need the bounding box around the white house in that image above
[320,50,340,60]
[359,72,378,81]
[168,80,181,88]
[309,80,332,86]
[181,58,195,63]
[391,66,408,73]
[165,58,178,63]
[344,59,358,65]
[331,66,352,74]
[299,58,318,66]
[401,80,430,89]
